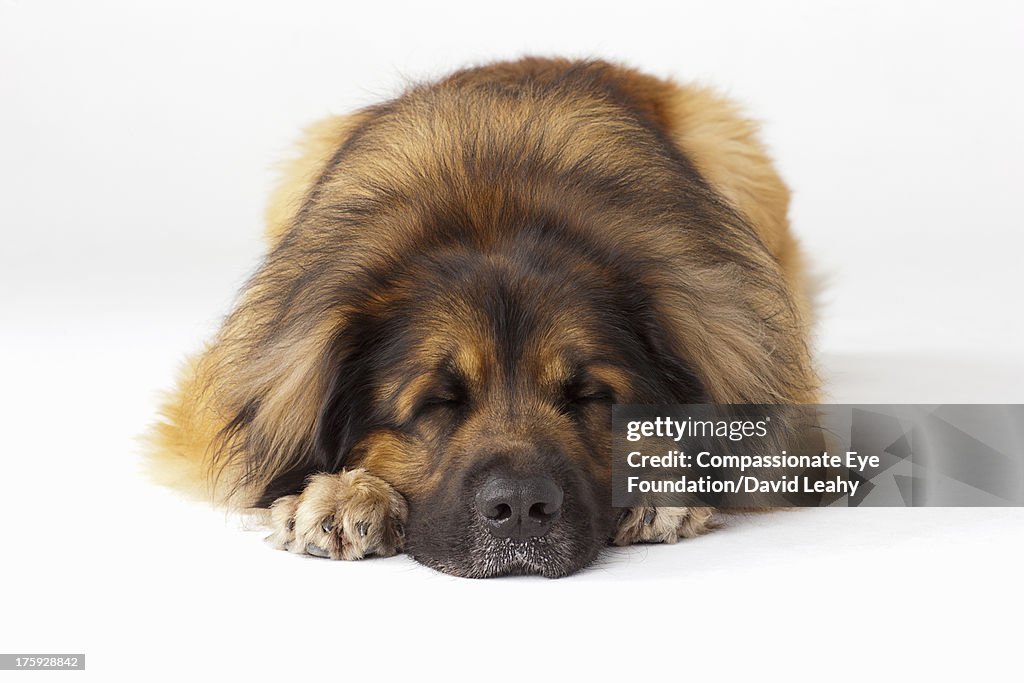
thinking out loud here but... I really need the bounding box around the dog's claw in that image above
[306,543,329,558]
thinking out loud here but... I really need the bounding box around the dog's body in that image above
[149,58,816,577]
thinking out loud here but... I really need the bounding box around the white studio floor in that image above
[3,2,1023,681]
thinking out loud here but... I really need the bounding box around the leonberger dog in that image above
[148,57,817,578]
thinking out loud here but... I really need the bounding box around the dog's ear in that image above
[640,318,711,404]
[612,279,710,404]
[313,335,378,474]
[253,321,380,507]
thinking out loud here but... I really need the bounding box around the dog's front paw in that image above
[611,506,716,546]
[266,469,407,560]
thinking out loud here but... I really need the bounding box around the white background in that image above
[2,1,1023,681]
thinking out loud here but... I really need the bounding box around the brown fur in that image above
[147,57,817,576]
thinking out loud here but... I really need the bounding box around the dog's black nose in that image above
[475,475,563,539]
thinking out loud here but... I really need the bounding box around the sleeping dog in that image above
[148,57,816,577]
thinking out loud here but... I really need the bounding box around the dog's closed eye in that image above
[418,392,464,411]
[413,376,469,419]
[561,374,616,413]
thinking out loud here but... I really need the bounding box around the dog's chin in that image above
[407,518,602,579]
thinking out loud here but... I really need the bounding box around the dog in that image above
[148,57,817,578]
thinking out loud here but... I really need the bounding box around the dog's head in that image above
[307,222,708,578]
[232,190,806,578]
